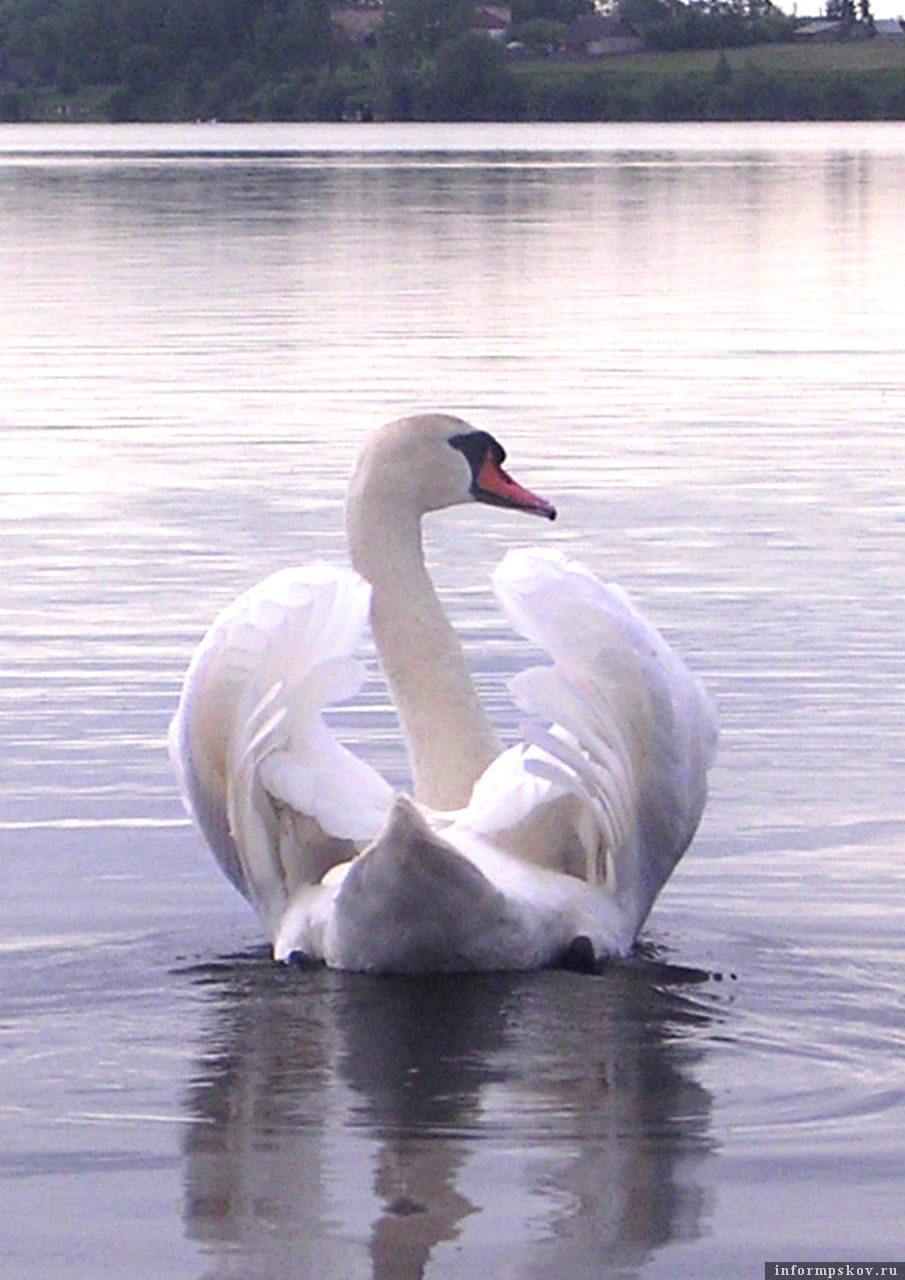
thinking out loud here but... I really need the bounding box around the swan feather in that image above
[169,564,393,927]
[492,547,717,934]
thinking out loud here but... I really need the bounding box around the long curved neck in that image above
[346,501,500,811]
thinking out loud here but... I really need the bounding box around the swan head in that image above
[346,413,557,529]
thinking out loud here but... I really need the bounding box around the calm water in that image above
[1,122,904,1278]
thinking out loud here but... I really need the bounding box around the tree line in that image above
[0,0,344,118]
[0,0,897,122]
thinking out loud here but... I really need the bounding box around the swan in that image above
[170,414,717,973]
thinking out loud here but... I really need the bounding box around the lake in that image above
[1,121,904,1279]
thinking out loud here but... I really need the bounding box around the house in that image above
[793,18,844,39]
[874,17,905,38]
[561,14,645,57]
[472,4,513,41]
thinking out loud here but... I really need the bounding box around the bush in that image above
[424,33,524,119]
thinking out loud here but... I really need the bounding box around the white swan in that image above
[170,414,717,972]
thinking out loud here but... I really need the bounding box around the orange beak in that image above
[473,451,557,521]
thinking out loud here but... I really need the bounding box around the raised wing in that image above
[169,565,393,938]
[491,547,718,941]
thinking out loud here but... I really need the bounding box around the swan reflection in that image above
[182,956,715,1279]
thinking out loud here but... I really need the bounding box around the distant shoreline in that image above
[5,40,905,124]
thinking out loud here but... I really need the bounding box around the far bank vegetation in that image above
[1,0,904,122]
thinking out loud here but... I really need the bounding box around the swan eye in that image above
[448,430,506,483]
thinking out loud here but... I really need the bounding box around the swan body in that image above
[170,414,717,972]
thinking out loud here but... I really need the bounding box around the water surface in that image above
[1,122,904,1278]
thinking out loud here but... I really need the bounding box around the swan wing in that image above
[491,547,718,942]
[169,565,393,937]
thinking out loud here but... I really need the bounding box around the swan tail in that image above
[321,796,563,972]
[493,547,717,940]
[169,565,393,936]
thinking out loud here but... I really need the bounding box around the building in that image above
[793,18,844,39]
[874,17,905,38]
[561,14,645,57]
[472,4,513,41]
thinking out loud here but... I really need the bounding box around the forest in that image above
[0,0,902,122]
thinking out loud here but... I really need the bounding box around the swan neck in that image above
[346,503,499,811]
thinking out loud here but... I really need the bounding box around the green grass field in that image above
[511,36,905,119]
[518,37,905,80]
